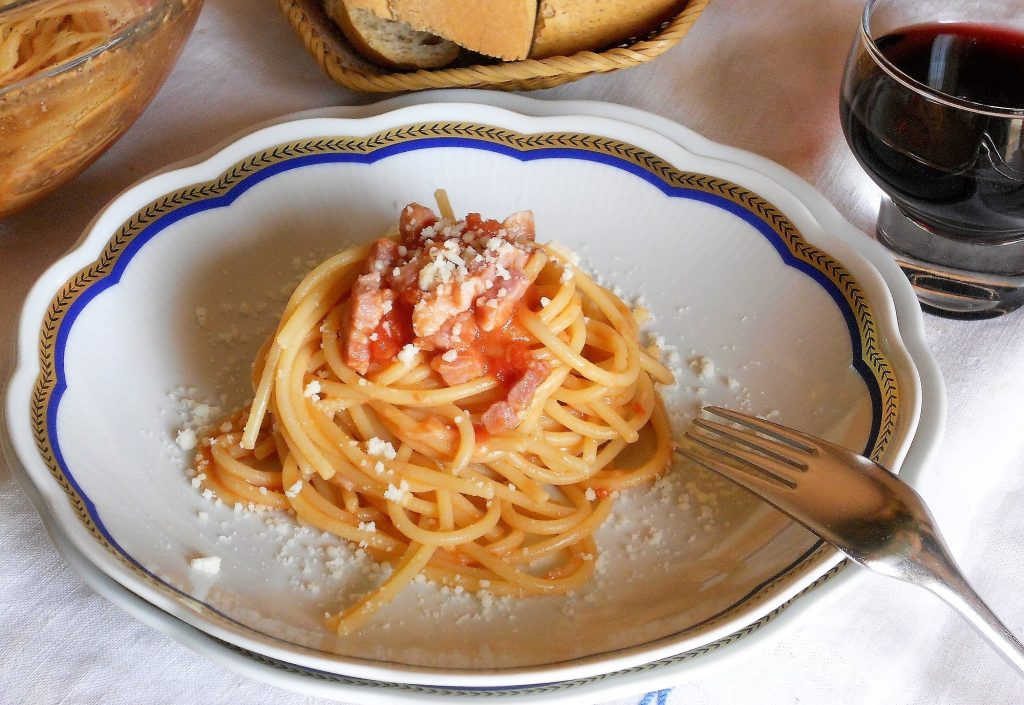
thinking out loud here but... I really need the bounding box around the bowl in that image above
[4,101,931,687]
[0,0,203,218]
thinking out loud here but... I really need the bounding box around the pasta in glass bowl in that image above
[0,0,202,217]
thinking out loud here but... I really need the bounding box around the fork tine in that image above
[675,446,795,494]
[703,406,820,453]
[684,431,800,487]
[693,418,809,469]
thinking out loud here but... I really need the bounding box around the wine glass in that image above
[840,0,1024,319]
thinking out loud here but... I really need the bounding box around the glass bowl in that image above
[0,0,203,217]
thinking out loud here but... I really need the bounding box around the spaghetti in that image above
[0,0,136,87]
[196,194,675,635]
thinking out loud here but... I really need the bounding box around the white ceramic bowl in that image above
[4,98,937,691]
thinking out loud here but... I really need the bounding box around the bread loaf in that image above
[340,0,390,16]
[324,0,460,69]
[530,0,684,58]
[332,0,685,65]
[344,0,536,61]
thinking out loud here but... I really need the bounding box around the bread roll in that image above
[530,0,685,58]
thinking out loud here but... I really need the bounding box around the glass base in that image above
[877,200,1024,319]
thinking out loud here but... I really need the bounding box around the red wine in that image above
[840,22,1024,239]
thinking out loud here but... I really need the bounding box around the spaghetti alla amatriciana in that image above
[195,193,675,635]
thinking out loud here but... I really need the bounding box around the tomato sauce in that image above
[472,423,491,444]
[368,302,414,364]
[463,213,502,236]
[476,322,533,388]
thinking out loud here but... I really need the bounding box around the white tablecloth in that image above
[2,1,1023,703]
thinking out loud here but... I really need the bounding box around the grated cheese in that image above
[175,428,196,451]
[384,480,410,502]
[365,437,398,460]
[189,555,221,575]
[397,343,419,365]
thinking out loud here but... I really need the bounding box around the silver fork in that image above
[677,405,1024,674]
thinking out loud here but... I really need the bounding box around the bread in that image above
[341,0,390,16]
[345,0,536,61]
[323,0,460,70]
[530,0,684,58]
[331,0,683,66]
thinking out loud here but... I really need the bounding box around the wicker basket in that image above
[278,0,711,92]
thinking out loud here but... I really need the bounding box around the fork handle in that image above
[921,548,1024,675]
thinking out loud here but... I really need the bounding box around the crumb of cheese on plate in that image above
[189,555,221,575]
